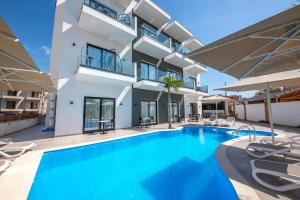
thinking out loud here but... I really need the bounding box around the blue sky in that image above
[0,0,297,97]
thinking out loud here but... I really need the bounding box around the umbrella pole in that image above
[266,83,275,144]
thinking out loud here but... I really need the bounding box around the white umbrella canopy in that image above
[200,95,233,118]
[215,71,300,144]
[0,17,55,92]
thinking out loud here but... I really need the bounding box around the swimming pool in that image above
[28,126,271,200]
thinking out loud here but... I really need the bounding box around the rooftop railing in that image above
[138,26,170,48]
[83,0,135,29]
[78,48,135,77]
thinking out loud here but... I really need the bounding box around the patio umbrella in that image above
[199,95,233,119]
[0,17,55,92]
[187,5,300,79]
[215,71,300,144]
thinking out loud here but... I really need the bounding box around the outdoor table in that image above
[98,120,111,134]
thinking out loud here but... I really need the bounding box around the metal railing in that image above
[172,46,189,55]
[83,0,135,29]
[138,26,170,48]
[77,48,135,77]
[231,125,256,142]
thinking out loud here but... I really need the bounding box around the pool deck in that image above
[0,121,300,200]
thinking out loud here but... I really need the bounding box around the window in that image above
[140,61,157,81]
[6,101,16,109]
[166,70,180,80]
[86,44,116,71]
[140,101,157,124]
[7,91,17,96]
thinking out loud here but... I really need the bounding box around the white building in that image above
[50,0,208,136]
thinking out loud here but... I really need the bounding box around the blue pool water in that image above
[28,126,271,200]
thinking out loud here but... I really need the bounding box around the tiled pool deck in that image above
[0,121,299,200]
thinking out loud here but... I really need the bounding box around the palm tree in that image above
[163,76,184,129]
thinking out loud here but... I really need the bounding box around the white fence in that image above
[235,101,300,127]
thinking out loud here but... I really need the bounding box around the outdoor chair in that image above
[220,117,235,127]
[251,159,300,192]
[246,142,300,159]
[260,135,300,146]
[0,160,11,173]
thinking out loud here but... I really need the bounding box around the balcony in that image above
[134,67,196,94]
[133,0,170,28]
[164,47,194,68]
[182,38,203,52]
[184,62,208,74]
[75,48,136,86]
[196,85,208,93]
[134,26,171,59]
[26,97,40,101]
[164,21,193,43]
[79,0,137,45]
[1,95,23,100]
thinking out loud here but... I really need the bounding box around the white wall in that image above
[235,101,300,127]
[271,102,300,127]
[51,0,134,136]
[0,118,39,137]
[246,103,265,122]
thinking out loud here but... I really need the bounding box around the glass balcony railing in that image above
[138,26,170,48]
[183,78,195,89]
[78,48,135,77]
[83,0,135,29]
[172,46,189,55]
[196,85,208,93]
[138,66,197,90]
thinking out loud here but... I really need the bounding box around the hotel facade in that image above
[50,0,208,136]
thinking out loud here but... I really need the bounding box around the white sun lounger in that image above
[251,159,300,192]
[204,116,216,126]
[0,139,36,151]
[0,160,12,173]
[246,143,300,159]
[220,117,235,127]
[260,135,300,146]
[0,148,27,158]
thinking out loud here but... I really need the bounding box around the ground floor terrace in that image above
[0,121,299,200]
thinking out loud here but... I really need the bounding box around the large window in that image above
[140,62,157,81]
[140,101,157,124]
[86,44,116,71]
[170,102,179,121]
[83,97,115,133]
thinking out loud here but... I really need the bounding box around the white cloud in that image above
[42,45,51,56]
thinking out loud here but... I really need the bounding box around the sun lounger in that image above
[0,160,12,173]
[220,117,235,127]
[260,135,300,146]
[204,116,216,126]
[0,139,36,151]
[0,148,27,158]
[251,159,300,192]
[246,143,300,159]
[213,119,225,126]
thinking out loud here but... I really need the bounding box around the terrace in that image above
[0,121,299,199]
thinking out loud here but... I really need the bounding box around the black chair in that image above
[139,117,149,128]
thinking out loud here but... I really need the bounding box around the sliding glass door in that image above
[140,101,157,124]
[83,97,115,133]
